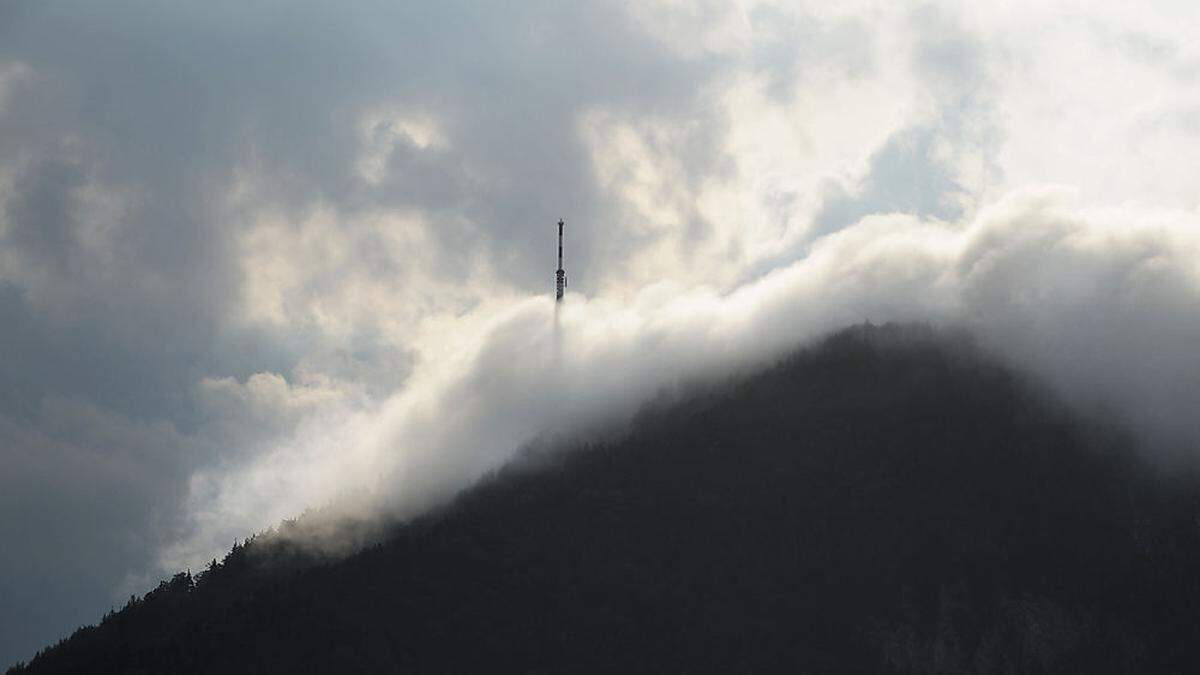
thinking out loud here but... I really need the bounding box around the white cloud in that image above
[163,185,1200,570]
[134,0,1200,574]
[356,107,447,185]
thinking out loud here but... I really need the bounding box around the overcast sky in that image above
[3,0,1200,666]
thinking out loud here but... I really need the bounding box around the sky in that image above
[2,0,1200,666]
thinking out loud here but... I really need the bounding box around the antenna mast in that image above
[555,219,567,302]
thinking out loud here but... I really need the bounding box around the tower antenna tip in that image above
[555,219,567,302]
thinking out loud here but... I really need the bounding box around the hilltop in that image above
[11,324,1200,673]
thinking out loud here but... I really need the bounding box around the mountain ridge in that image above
[10,323,1200,674]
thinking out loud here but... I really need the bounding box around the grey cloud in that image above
[5,158,86,275]
[0,399,206,668]
[813,125,966,235]
[2,2,1198,670]
[957,199,1200,454]
[0,2,729,665]
[0,0,719,324]
[0,0,726,430]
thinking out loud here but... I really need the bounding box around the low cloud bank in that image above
[162,185,1200,570]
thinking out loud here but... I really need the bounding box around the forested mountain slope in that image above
[11,324,1200,674]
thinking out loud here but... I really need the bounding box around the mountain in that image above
[9,323,1200,674]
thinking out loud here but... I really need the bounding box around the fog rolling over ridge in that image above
[173,185,1200,569]
[14,324,1200,673]
[2,0,1200,666]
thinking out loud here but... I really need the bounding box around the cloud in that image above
[164,186,1200,574]
[0,1,726,662]
[2,0,1200,667]
[0,398,204,665]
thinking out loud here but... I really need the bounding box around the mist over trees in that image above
[9,324,1200,673]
